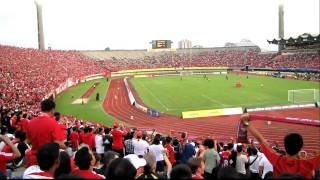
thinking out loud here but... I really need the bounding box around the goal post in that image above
[288,89,320,103]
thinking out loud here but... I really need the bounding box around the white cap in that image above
[124,154,146,169]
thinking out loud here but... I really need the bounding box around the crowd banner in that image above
[147,108,160,117]
[182,107,243,119]
[248,114,320,127]
[123,77,136,105]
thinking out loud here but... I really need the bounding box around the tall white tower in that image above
[278,3,285,51]
[35,0,45,50]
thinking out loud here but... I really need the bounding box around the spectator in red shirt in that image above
[26,99,66,167]
[111,122,127,157]
[73,146,105,179]
[70,127,80,151]
[16,113,29,132]
[0,135,21,177]
[241,113,320,179]
[220,143,232,167]
[54,112,67,142]
[164,136,176,165]
[81,127,95,150]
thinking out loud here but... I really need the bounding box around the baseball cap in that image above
[124,154,146,169]
[136,131,143,138]
[113,122,119,128]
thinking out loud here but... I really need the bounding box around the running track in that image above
[81,82,100,98]
[103,78,320,154]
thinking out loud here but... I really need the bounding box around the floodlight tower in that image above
[278,2,285,51]
[35,0,45,50]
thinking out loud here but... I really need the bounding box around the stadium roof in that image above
[267,33,320,46]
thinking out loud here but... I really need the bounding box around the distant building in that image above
[224,39,256,47]
[178,39,192,49]
[192,45,203,48]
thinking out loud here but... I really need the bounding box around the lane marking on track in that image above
[136,81,169,111]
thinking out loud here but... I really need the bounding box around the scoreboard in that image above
[150,40,172,49]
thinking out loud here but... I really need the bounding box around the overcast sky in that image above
[0,0,319,51]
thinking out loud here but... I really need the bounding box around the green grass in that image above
[130,74,320,116]
[55,78,117,126]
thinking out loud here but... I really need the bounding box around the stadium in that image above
[0,0,319,179]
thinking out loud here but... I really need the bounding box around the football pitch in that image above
[130,74,320,116]
[54,74,319,124]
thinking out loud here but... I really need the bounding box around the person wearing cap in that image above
[133,131,150,158]
[124,154,147,178]
[111,122,127,157]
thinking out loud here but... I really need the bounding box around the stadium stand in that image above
[0,45,320,179]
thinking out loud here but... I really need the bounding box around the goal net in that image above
[180,71,193,76]
[288,89,320,103]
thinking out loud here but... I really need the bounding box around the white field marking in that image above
[72,98,89,104]
[201,94,228,106]
[137,81,169,111]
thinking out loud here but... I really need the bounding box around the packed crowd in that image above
[101,50,279,71]
[101,50,320,72]
[1,45,318,113]
[0,45,105,114]
[271,53,320,69]
[1,45,320,179]
[0,99,319,179]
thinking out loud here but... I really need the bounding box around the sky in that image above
[0,0,319,51]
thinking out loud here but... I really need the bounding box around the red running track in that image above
[81,82,100,99]
[103,78,320,154]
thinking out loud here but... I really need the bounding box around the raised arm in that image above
[241,114,269,146]
[0,135,21,158]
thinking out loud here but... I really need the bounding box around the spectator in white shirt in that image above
[235,144,248,178]
[132,131,149,157]
[95,128,104,161]
[259,153,273,179]
[148,136,165,172]
[249,148,260,179]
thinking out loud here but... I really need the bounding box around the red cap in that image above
[136,131,143,138]
[113,122,119,128]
